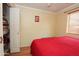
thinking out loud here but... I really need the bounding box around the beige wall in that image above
[17,5,56,47]
[55,13,67,36]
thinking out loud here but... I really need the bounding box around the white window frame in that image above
[66,11,79,34]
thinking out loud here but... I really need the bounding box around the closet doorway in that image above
[3,3,10,56]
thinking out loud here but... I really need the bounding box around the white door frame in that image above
[0,3,4,56]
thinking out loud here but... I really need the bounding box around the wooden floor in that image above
[10,47,31,56]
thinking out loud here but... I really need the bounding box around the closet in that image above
[3,3,20,55]
[3,3,10,56]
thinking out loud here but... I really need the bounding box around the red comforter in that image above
[31,36,79,56]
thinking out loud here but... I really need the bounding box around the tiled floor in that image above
[10,47,31,56]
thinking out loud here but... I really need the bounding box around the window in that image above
[67,11,79,34]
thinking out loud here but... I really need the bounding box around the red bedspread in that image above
[31,36,79,56]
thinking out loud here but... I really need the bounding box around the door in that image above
[9,8,20,53]
[0,3,4,56]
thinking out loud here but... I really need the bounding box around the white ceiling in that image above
[17,3,74,12]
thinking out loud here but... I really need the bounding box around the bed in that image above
[31,36,79,56]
